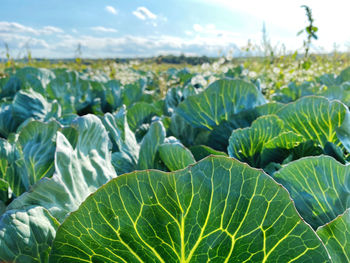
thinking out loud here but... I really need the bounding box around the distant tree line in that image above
[5,55,217,65]
[153,54,216,65]
[115,54,216,65]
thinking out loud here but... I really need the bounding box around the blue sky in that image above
[0,0,349,58]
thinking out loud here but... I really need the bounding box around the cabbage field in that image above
[0,60,349,262]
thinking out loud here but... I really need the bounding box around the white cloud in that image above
[0,33,49,49]
[41,26,64,35]
[1,12,349,59]
[26,33,242,58]
[91,26,118,33]
[0,22,64,36]
[133,7,157,20]
[198,0,350,51]
[105,6,118,15]
[0,22,38,34]
[0,24,287,58]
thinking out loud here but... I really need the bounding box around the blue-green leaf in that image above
[138,120,166,169]
[273,156,350,229]
[0,115,116,263]
[158,139,195,171]
[277,96,349,149]
[12,89,61,123]
[16,121,60,192]
[0,206,59,263]
[177,79,266,130]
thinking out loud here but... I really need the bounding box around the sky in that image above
[0,0,349,58]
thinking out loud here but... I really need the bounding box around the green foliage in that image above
[277,96,349,149]
[228,115,305,168]
[0,115,116,262]
[317,209,350,263]
[16,120,60,192]
[177,79,266,130]
[0,62,350,262]
[298,5,318,69]
[49,156,330,262]
[158,139,195,171]
[273,156,350,229]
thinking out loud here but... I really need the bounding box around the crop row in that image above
[0,66,349,262]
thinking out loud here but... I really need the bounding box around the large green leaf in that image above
[228,115,305,167]
[122,78,146,107]
[0,206,59,263]
[208,102,284,151]
[0,76,21,99]
[0,103,20,138]
[319,83,350,107]
[47,70,94,114]
[49,156,329,262]
[14,67,55,92]
[158,139,195,171]
[317,73,337,87]
[103,108,139,164]
[0,138,22,200]
[137,120,166,170]
[51,115,117,210]
[111,151,136,175]
[103,108,140,174]
[273,156,350,229]
[336,66,350,83]
[2,67,54,96]
[12,89,61,123]
[8,116,116,221]
[169,113,206,147]
[177,79,266,130]
[127,101,162,132]
[0,115,116,262]
[317,208,350,263]
[272,81,318,103]
[105,80,123,111]
[16,120,60,192]
[276,96,350,149]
